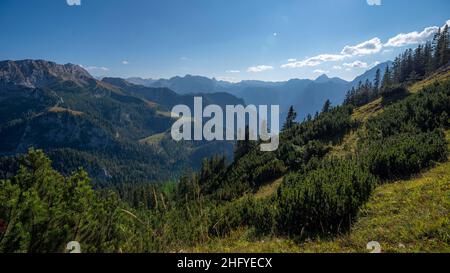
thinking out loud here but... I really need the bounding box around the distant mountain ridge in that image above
[127,61,391,120]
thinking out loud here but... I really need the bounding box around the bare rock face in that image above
[0,60,93,89]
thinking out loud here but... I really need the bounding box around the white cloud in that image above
[273,32,278,37]
[216,76,239,83]
[82,65,109,72]
[367,0,381,6]
[384,26,440,47]
[343,61,368,68]
[313,69,330,74]
[226,70,240,73]
[66,0,81,6]
[333,65,342,70]
[341,38,383,56]
[247,65,274,73]
[282,38,382,69]
[280,19,449,72]
[281,54,345,68]
[122,60,129,65]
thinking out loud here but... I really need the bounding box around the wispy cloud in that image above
[333,65,342,70]
[282,39,381,69]
[226,70,240,73]
[122,60,129,65]
[281,19,449,70]
[313,69,330,74]
[343,61,368,68]
[281,54,345,68]
[247,65,274,73]
[66,0,81,6]
[367,0,381,6]
[216,76,240,83]
[385,26,439,47]
[81,65,109,72]
[341,38,383,56]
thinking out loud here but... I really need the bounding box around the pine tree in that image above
[374,68,381,92]
[234,126,256,160]
[438,25,449,67]
[381,65,391,90]
[424,41,435,76]
[283,106,297,130]
[322,100,332,113]
[432,28,442,70]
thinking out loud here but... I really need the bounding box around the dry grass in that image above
[409,69,450,93]
[254,177,283,200]
[351,98,383,123]
[139,132,166,145]
[48,107,83,116]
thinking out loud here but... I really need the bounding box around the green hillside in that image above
[186,62,450,253]
[190,130,450,253]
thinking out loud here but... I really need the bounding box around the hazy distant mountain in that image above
[103,77,244,111]
[128,75,221,94]
[315,74,349,85]
[126,77,157,87]
[350,61,393,87]
[127,61,392,120]
[224,74,351,120]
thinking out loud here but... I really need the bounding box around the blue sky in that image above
[0,0,449,81]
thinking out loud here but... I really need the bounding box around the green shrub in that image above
[276,158,377,236]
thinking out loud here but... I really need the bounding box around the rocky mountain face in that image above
[0,60,93,89]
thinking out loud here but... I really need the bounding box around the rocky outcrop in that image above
[0,60,93,89]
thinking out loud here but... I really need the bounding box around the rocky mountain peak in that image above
[0,59,93,89]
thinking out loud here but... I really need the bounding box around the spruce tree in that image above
[322,99,332,113]
[283,106,297,130]
[381,65,391,90]
[374,68,381,92]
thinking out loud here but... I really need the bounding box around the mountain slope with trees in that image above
[0,60,241,186]
[0,26,449,252]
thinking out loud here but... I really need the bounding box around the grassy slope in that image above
[139,132,166,145]
[409,69,450,93]
[254,177,283,200]
[190,131,450,253]
[189,72,450,253]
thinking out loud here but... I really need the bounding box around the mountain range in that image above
[0,59,391,185]
[127,61,392,119]
[0,60,242,186]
